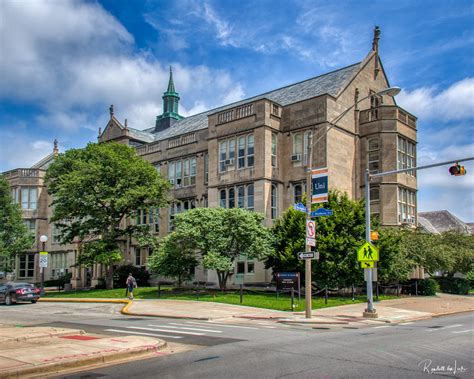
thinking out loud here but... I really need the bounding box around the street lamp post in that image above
[304,86,401,319]
[39,234,48,296]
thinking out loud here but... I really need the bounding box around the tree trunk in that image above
[105,265,114,289]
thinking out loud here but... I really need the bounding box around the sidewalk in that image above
[0,326,166,378]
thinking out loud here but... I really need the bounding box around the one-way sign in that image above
[298,251,319,260]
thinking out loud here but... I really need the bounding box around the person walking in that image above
[126,273,137,300]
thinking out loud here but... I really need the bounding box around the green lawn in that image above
[44,287,396,312]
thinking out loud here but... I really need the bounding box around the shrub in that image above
[95,277,107,289]
[113,264,150,288]
[434,277,470,295]
[416,278,439,296]
[43,272,72,289]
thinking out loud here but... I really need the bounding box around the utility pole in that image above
[305,132,314,318]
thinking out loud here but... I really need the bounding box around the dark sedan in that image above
[0,282,40,305]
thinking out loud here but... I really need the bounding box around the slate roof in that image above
[418,210,471,234]
[31,153,55,170]
[127,62,361,143]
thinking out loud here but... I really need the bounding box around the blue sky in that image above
[0,0,473,221]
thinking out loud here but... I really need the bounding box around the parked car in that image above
[0,282,41,305]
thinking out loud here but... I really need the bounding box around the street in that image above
[1,302,472,378]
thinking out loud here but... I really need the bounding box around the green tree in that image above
[147,232,198,288]
[171,207,273,290]
[45,142,170,288]
[266,190,366,289]
[433,231,474,276]
[0,175,34,272]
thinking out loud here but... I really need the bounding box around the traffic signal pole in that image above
[363,156,473,318]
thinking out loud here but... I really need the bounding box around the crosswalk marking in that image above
[374,325,391,329]
[184,321,259,330]
[398,322,414,325]
[159,323,223,333]
[126,326,205,336]
[105,329,182,339]
[452,329,473,334]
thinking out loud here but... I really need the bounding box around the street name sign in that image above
[357,242,379,262]
[293,203,307,213]
[39,251,48,268]
[306,237,316,247]
[298,251,319,260]
[311,167,328,204]
[310,208,334,217]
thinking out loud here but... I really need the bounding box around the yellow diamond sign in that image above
[357,242,379,262]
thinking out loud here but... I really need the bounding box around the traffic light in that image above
[449,162,466,176]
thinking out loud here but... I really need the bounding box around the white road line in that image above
[427,324,463,332]
[452,329,473,334]
[398,322,414,325]
[105,329,182,339]
[159,323,223,333]
[184,321,258,330]
[126,326,204,336]
[374,325,391,329]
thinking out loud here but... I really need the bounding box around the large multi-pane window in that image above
[19,254,35,278]
[397,136,416,175]
[136,208,160,233]
[271,184,278,219]
[219,184,254,210]
[168,157,197,188]
[168,199,196,231]
[21,187,37,210]
[50,252,68,278]
[52,223,61,244]
[292,131,312,165]
[367,138,380,173]
[271,133,277,167]
[219,134,254,172]
[398,187,416,224]
[370,187,380,202]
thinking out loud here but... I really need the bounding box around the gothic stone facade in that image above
[2,41,418,288]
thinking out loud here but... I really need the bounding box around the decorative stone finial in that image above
[124,119,128,129]
[109,104,114,118]
[53,139,59,156]
[354,88,360,110]
[98,127,102,136]
[372,26,381,52]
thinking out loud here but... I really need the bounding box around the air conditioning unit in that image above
[225,158,235,166]
[291,154,302,162]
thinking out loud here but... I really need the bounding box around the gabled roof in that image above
[418,210,471,234]
[31,153,55,170]
[128,62,362,143]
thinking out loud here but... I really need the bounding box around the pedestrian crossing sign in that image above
[357,242,379,262]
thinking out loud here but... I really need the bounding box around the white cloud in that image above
[0,0,246,134]
[397,78,474,121]
[202,3,236,47]
[0,134,54,170]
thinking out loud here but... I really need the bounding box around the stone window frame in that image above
[397,135,416,176]
[20,187,37,210]
[398,187,416,224]
[271,133,277,167]
[367,137,380,174]
[168,157,197,188]
[219,134,255,172]
[204,153,209,185]
[18,253,35,278]
[292,130,312,166]
[219,184,254,210]
[271,183,278,219]
[293,182,307,204]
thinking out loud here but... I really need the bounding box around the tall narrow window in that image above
[367,138,380,174]
[247,184,254,211]
[294,184,303,204]
[219,141,227,172]
[228,139,235,167]
[271,133,277,167]
[293,133,303,163]
[271,184,278,219]
[229,188,235,208]
[175,160,182,188]
[220,190,227,208]
[183,158,190,187]
[398,187,416,224]
[397,136,416,175]
[237,186,245,208]
[238,136,245,168]
[168,162,175,186]
[21,187,37,210]
[204,154,209,184]
[190,157,196,185]
[247,134,254,167]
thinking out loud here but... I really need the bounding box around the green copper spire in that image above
[155,66,183,131]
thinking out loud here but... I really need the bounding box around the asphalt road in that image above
[1,302,472,378]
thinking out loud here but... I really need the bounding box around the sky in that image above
[0,0,473,221]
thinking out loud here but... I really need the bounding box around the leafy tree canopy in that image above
[0,175,33,271]
[171,207,273,290]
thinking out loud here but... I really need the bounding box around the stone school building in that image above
[3,29,417,288]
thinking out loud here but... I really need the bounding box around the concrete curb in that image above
[0,339,167,379]
[278,320,350,325]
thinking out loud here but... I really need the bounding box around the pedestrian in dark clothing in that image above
[126,273,137,300]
